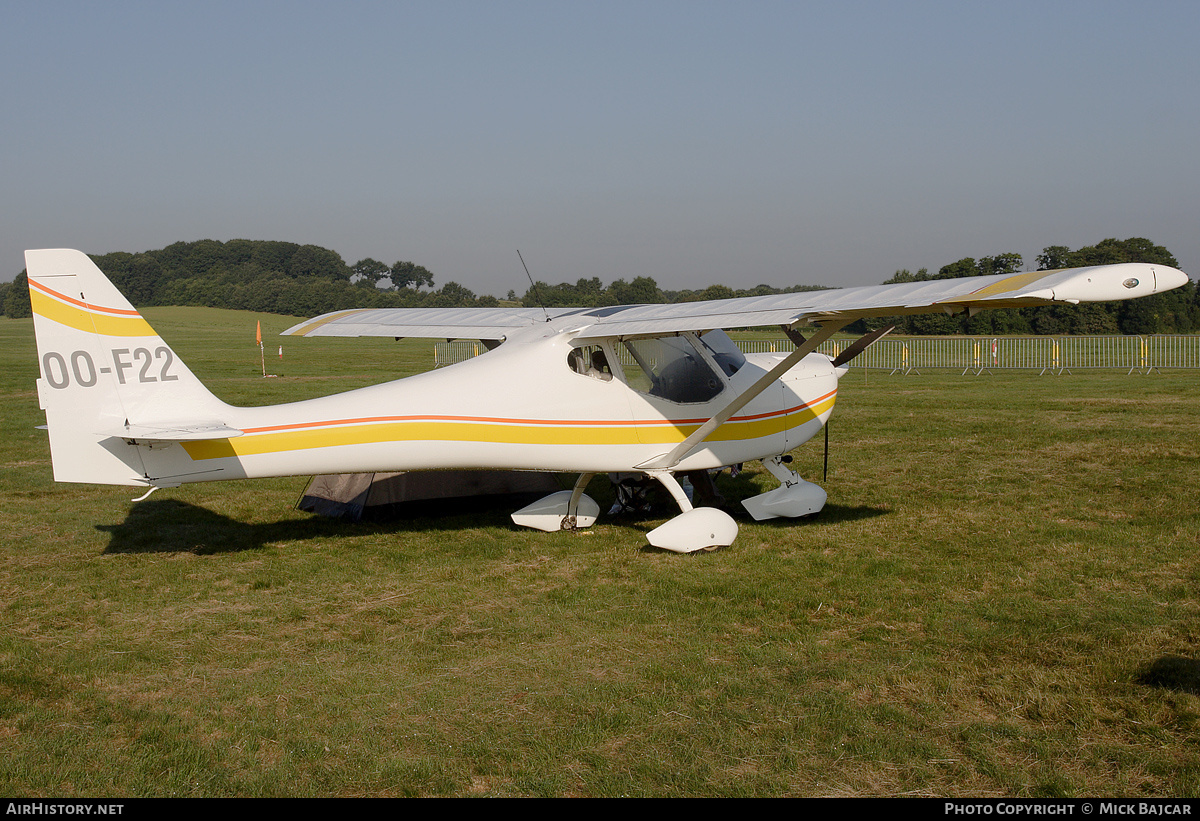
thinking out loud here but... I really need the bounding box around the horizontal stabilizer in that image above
[98,422,244,442]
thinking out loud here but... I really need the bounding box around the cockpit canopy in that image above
[567,330,744,404]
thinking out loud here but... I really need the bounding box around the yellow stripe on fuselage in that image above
[30,286,156,337]
[180,393,837,461]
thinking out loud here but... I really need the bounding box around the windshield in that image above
[620,335,725,403]
[699,330,746,377]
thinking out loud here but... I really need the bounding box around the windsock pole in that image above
[257,321,265,377]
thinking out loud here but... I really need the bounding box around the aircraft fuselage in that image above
[135,330,840,486]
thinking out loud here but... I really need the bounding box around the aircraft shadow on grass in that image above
[1136,655,1200,695]
[97,495,534,555]
[97,473,889,555]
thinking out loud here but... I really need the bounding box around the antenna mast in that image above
[517,250,551,322]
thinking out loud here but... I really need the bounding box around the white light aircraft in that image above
[26,249,1189,552]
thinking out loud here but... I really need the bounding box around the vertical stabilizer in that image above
[26,249,231,486]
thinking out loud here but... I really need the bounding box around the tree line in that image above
[2,239,487,320]
[3,236,1195,335]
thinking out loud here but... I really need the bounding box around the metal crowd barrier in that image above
[435,336,1200,374]
[434,340,490,367]
[813,335,1200,375]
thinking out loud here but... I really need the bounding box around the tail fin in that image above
[27,249,234,486]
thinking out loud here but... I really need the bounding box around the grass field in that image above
[2,307,1199,797]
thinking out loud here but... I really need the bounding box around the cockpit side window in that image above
[567,344,613,381]
[619,335,724,403]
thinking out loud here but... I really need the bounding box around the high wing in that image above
[282,306,580,341]
[282,263,1189,341]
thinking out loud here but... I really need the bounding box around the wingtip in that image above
[1157,265,1190,292]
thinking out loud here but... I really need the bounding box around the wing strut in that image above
[831,324,894,367]
[636,317,854,471]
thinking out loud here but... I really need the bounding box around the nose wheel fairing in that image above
[740,455,827,521]
[646,506,739,553]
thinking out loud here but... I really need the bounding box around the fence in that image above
[434,340,493,367]
[435,336,1200,374]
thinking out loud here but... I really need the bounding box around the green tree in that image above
[428,281,475,307]
[4,272,31,318]
[124,253,166,303]
[935,258,978,280]
[963,308,1032,336]
[976,253,1023,277]
[289,245,349,281]
[906,311,962,335]
[223,238,257,266]
[572,277,606,305]
[390,261,435,290]
[606,276,664,305]
[700,284,736,301]
[883,268,930,284]
[252,241,301,274]
[351,258,391,287]
[1036,245,1072,271]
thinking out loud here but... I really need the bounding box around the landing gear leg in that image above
[563,472,596,530]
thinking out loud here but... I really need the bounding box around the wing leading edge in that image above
[281,306,573,341]
[281,262,1189,342]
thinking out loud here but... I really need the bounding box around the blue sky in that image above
[5,1,1198,295]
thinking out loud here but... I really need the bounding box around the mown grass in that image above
[1,308,1199,797]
